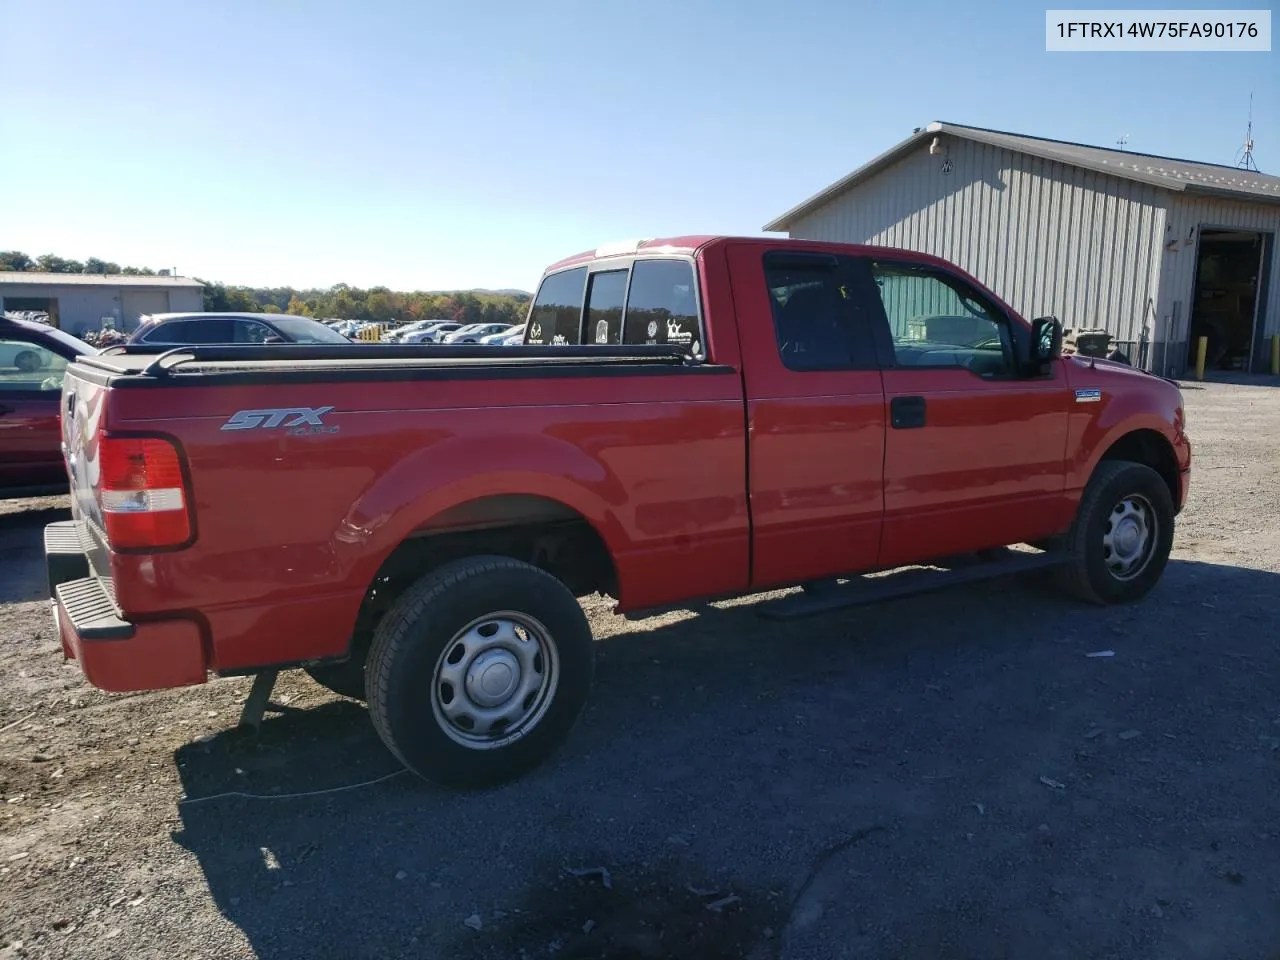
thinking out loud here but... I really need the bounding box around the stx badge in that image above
[221,406,338,434]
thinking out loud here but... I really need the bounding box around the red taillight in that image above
[97,436,191,549]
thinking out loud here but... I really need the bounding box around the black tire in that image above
[304,654,368,700]
[366,556,594,789]
[1054,460,1175,605]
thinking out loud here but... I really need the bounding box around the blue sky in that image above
[3,0,1275,292]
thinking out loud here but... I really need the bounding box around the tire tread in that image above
[366,555,588,784]
[1055,459,1172,605]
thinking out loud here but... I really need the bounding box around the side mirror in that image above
[1030,316,1063,364]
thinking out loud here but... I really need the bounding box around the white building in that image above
[0,272,205,338]
[765,122,1280,376]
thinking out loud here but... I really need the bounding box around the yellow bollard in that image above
[1272,334,1279,376]
[1195,335,1208,380]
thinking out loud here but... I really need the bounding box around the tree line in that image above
[0,250,532,328]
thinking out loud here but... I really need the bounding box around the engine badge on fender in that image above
[1074,388,1102,403]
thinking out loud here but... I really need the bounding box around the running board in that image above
[756,551,1070,621]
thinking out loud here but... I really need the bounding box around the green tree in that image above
[0,251,34,271]
[36,254,84,273]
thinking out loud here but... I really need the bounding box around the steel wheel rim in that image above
[430,611,559,750]
[1102,492,1157,581]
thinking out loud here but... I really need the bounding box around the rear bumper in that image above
[45,520,206,693]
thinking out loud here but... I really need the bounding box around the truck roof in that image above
[542,235,954,274]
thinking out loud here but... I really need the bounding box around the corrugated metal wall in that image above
[1153,196,1280,376]
[788,138,1169,365]
[0,284,204,337]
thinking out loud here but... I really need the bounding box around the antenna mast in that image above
[1115,133,1129,151]
[1236,92,1259,172]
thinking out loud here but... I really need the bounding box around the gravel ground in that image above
[2,378,1279,960]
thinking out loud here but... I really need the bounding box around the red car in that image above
[0,316,96,498]
[45,236,1190,788]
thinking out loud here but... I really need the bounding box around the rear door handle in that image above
[890,395,926,429]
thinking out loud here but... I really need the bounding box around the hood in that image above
[1066,354,1169,383]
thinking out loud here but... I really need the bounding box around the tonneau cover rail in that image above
[76,342,696,378]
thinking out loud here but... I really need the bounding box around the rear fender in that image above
[334,433,628,594]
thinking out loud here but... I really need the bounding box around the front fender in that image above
[1064,362,1185,494]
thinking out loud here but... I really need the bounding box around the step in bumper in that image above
[45,520,206,693]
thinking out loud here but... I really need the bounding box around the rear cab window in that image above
[525,257,703,356]
[525,267,587,346]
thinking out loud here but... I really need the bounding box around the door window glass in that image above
[0,340,67,392]
[869,262,1013,376]
[236,320,277,343]
[763,253,877,370]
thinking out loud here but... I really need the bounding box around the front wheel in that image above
[1054,460,1175,604]
[366,556,594,788]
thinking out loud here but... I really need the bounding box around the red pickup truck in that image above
[45,236,1190,788]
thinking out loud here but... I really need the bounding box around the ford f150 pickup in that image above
[45,235,1191,788]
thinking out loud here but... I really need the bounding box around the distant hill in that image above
[460,288,531,298]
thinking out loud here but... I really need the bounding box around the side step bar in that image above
[756,550,1070,621]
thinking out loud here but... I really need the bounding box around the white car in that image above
[381,319,441,342]
[401,322,463,344]
[477,325,521,345]
[443,323,517,344]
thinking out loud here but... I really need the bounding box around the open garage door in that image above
[121,289,170,333]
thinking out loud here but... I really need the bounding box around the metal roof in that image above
[0,271,204,288]
[764,121,1280,232]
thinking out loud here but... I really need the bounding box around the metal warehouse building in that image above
[0,272,205,338]
[765,121,1280,377]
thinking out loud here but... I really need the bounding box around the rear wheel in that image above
[366,556,594,788]
[1054,460,1174,604]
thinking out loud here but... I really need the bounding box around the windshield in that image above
[269,317,353,344]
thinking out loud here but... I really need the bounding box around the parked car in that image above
[401,322,463,344]
[0,316,97,498]
[477,325,522,345]
[381,321,431,342]
[45,234,1190,791]
[130,313,353,346]
[443,322,518,344]
[327,319,361,338]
